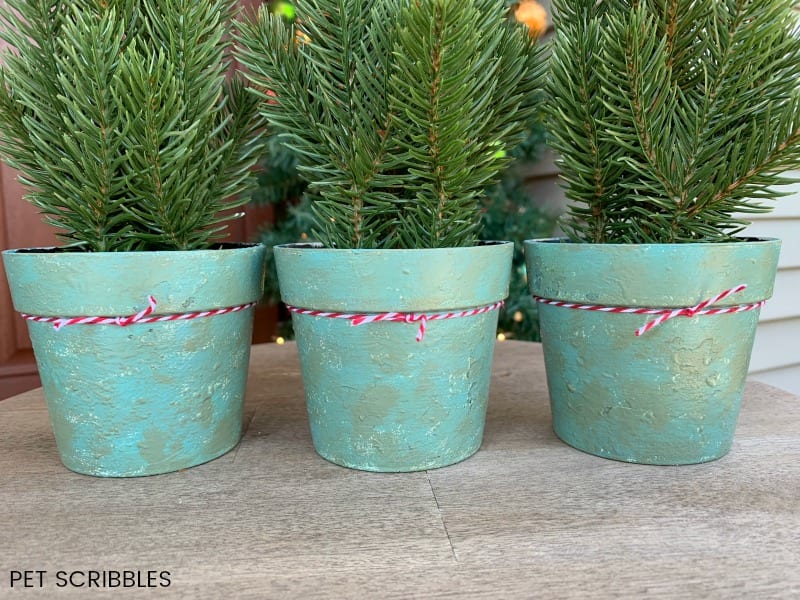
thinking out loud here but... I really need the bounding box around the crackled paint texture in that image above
[275,243,513,472]
[3,244,266,477]
[525,238,781,465]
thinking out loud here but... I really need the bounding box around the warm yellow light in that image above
[497,333,507,342]
[514,1,548,39]
[513,311,524,322]
[276,337,286,345]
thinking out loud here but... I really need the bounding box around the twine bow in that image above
[534,285,764,337]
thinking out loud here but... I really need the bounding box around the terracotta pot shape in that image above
[525,237,780,465]
[275,242,513,472]
[3,244,266,477]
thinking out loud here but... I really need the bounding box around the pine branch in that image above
[0,0,264,251]
[547,0,624,242]
[302,0,404,248]
[209,77,267,211]
[237,0,544,249]
[548,0,800,243]
[116,44,197,250]
[390,0,544,248]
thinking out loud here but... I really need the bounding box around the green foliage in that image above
[547,0,800,243]
[236,0,545,249]
[257,122,554,341]
[252,136,308,207]
[481,134,554,340]
[0,0,265,251]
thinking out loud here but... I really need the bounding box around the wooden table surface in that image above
[1,341,798,599]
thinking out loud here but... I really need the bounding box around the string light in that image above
[273,1,296,20]
[514,1,548,38]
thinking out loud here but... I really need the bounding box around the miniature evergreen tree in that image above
[547,0,800,244]
[0,0,265,252]
[236,0,545,249]
[256,121,554,340]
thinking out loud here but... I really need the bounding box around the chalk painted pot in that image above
[524,238,781,465]
[275,242,513,472]
[2,244,266,477]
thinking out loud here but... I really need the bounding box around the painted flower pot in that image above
[524,238,781,465]
[275,242,513,472]
[2,244,266,477]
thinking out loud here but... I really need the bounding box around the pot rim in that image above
[3,243,266,315]
[524,236,781,306]
[523,236,780,247]
[274,240,511,254]
[274,241,513,312]
[2,241,263,257]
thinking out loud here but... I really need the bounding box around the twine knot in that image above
[635,284,749,336]
[286,301,504,342]
[111,295,157,328]
[534,285,763,337]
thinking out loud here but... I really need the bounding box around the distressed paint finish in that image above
[2,244,266,477]
[524,238,781,465]
[274,243,513,472]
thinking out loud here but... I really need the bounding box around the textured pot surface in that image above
[3,244,266,477]
[275,242,513,472]
[525,238,781,465]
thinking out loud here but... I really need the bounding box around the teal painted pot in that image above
[524,238,781,465]
[2,244,266,477]
[275,242,513,472]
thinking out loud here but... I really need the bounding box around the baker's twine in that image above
[286,300,505,342]
[534,284,765,337]
[20,296,256,331]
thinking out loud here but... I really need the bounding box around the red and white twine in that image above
[286,300,505,342]
[20,296,256,331]
[534,284,765,337]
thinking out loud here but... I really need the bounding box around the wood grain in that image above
[1,341,798,599]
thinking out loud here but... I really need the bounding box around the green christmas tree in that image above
[547,0,800,244]
[0,0,264,252]
[256,129,554,341]
[251,0,554,340]
[236,0,544,250]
